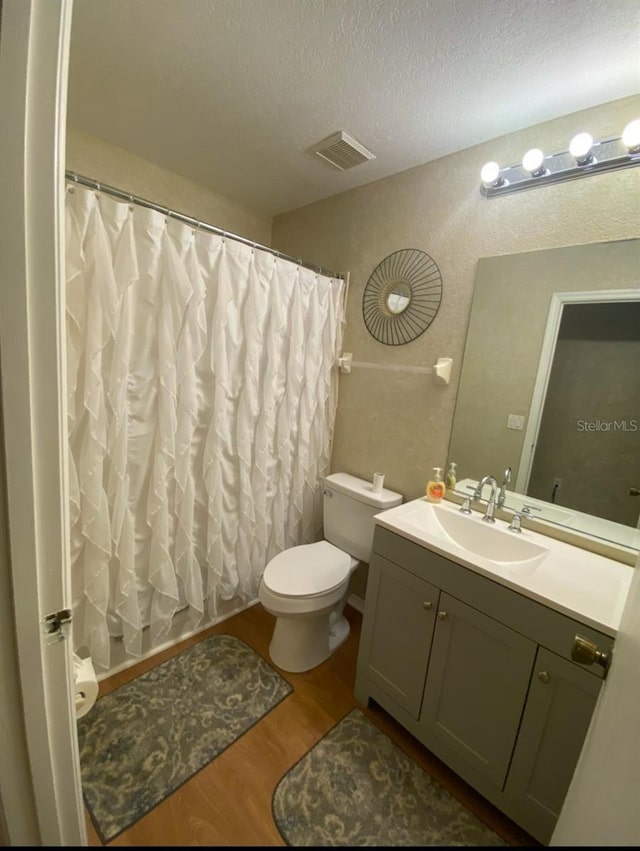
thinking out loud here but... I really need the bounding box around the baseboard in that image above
[347,593,364,613]
[99,591,362,680]
[98,598,259,681]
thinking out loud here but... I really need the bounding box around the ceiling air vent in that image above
[313,131,376,171]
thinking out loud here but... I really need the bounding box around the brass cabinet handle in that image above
[422,601,433,611]
[437,611,448,621]
[571,634,610,671]
[537,670,550,684]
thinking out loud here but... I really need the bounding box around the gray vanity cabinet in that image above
[355,525,612,845]
[419,592,536,789]
[503,646,601,841]
[357,554,439,718]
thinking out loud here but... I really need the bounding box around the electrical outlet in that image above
[552,477,562,489]
[507,414,525,430]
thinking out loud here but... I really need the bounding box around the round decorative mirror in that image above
[362,248,443,345]
[385,282,412,314]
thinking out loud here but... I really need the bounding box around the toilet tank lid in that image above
[324,473,403,509]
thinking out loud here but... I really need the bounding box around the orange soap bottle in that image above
[426,467,446,503]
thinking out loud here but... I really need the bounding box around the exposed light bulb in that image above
[622,119,640,153]
[480,161,501,187]
[569,132,594,165]
[522,148,546,176]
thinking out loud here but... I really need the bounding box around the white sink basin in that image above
[431,504,549,565]
[390,499,549,575]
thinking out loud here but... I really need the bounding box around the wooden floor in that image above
[85,603,539,847]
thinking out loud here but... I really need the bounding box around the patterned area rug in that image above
[78,634,292,843]
[272,708,506,846]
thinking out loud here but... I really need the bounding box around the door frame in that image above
[0,0,85,844]
[515,287,640,494]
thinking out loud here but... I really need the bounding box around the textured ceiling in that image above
[67,0,640,216]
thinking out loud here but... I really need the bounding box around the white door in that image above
[551,552,640,845]
[0,0,85,844]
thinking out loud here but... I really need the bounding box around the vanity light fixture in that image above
[569,132,595,166]
[622,119,640,153]
[479,119,640,197]
[480,160,506,189]
[522,148,547,177]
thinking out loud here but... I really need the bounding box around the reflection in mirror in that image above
[385,282,411,314]
[448,238,640,553]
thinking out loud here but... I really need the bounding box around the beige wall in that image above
[272,95,640,507]
[66,127,273,245]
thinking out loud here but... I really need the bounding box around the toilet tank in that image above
[323,472,403,562]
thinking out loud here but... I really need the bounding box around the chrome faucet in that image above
[498,466,512,509]
[473,475,499,523]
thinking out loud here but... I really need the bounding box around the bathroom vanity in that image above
[354,497,633,845]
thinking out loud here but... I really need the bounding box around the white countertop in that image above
[374,497,634,637]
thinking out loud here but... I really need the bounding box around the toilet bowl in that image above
[258,472,402,673]
[259,540,359,672]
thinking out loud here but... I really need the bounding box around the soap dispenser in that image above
[426,467,446,503]
[446,461,457,491]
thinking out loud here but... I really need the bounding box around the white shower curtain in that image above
[65,185,345,671]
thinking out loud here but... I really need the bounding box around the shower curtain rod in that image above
[65,171,345,281]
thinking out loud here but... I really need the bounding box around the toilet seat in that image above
[262,541,353,598]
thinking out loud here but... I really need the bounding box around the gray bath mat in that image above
[272,708,505,846]
[77,633,292,843]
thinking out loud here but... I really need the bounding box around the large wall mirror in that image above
[448,238,640,554]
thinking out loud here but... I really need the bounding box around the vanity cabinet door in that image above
[356,554,439,718]
[420,592,536,790]
[504,646,602,844]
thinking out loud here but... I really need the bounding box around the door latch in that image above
[42,608,72,645]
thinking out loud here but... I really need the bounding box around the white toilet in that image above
[258,472,402,673]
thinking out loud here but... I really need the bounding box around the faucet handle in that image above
[459,496,472,514]
[521,503,542,514]
[508,511,526,532]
